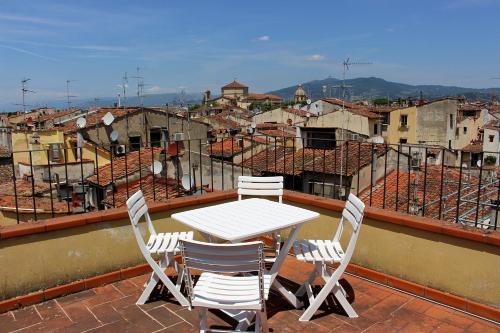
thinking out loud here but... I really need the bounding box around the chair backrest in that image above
[333,193,365,269]
[179,239,266,307]
[126,190,156,236]
[238,176,283,203]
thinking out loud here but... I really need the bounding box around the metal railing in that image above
[3,135,499,231]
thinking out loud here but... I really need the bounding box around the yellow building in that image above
[386,99,458,148]
[11,130,110,181]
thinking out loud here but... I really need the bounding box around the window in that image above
[49,144,60,162]
[374,123,378,135]
[129,136,141,151]
[449,114,454,129]
[463,127,468,135]
[150,128,162,147]
[400,115,408,127]
[399,138,407,144]
[304,130,336,149]
[489,135,495,143]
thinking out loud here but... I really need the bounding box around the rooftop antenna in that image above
[122,72,128,108]
[130,67,144,107]
[21,78,35,113]
[337,57,372,199]
[66,80,77,110]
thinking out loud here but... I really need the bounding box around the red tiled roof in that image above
[87,147,167,186]
[102,175,182,207]
[244,93,283,101]
[199,114,240,130]
[462,141,483,153]
[222,81,248,89]
[209,138,243,157]
[0,196,69,213]
[322,98,380,119]
[359,166,496,223]
[257,129,295,138]
[0,146,11,158]
[59,107,147,133]
[242,143,389,176]
[482,119,500,131]
[282,107,311,117]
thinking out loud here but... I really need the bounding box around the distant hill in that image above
[267,77,499,102]
[0,92,202,112]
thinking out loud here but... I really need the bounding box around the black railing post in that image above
[322,147,326,197]
[265,135,269,173]
[292,136,296,191]
[138,144,143,191]
[10,152,19,224]
[369,143,374,207]
[151,147,156,201]
[109,148,115,207]
[395,144,401,212]
[199,139,203,194]
[80,147,86,213]
[407,146,411,214]
[210,140,214,190]
[345,141,349,198]
[28,150,37,221]
[356,141,361,197]
[63,147,70,214]
[438,148,445,220]
[455,152,464,224]
[175,141,180,196]
[47,149,55,218]
[474,152,484,226]
[382,144,388,209]
[231,137,234,188]
[422,147,428,216]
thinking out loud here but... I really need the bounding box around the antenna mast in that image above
[21,78,35,113]
[66,80,77,109]
[122,72,128,108]
[337,57,371,198]
[131,67,144,107]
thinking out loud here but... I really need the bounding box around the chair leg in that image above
[295,266,317,298]
[137,273,159,305]
[332,284,358,318]
[260,308,269,333]
[198,308,207,333]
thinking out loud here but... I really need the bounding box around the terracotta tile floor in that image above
[0,257,497,332]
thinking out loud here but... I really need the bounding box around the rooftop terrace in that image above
[1,257,497,333]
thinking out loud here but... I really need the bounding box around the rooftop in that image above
[1,256,496,333]
[222,80,248,89]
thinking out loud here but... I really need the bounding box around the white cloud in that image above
[147,85,162,93]
[0,13,75,27]
[306,54,325,61]
[257,35,270,42]
[0,44,60,62]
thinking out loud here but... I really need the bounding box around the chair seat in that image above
[192,272,271,310]
[146,231,194,254]
[293,239,345,263]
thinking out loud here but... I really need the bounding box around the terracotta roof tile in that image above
[87,147,167,186]
[222,81,248,89]
[102,175,182,207]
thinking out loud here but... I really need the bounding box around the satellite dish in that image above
[110,130,119,142]
[306,99,312,105]
[181,174,194,190]
[102,112,114,126]
[150,160,163,175]
[287,105,292,109]
[477,160,482,168]
[76,117,86,129]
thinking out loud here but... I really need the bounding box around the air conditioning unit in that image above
[173,132,185,142]
[246,128,254,135]
[351,133,359,141]
[114,144,126,156]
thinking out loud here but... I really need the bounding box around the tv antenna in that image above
[119,72,129,108]
[20,78,35,113]
[337,57,372,198]
[130,67,144,107]
[66,80,77,109]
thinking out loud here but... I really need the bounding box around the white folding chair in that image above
[293,193,365,321]
[126,190,193,306]
[180,239,269,333]
[238,176,283,261]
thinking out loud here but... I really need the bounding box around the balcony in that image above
[0,190,498,331]
[0,137,499,330]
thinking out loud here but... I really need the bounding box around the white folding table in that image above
[171,198,319,329]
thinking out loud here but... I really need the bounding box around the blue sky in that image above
[0,0,499,108]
